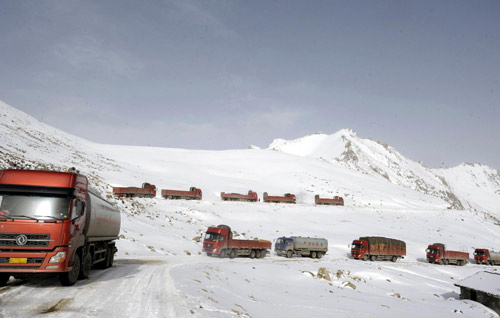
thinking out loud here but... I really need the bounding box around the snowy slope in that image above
[1,100,500,318]
[268,130,500,216]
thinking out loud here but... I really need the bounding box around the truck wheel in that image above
[220,249,227,258]
[362,255,368,261]
[311,252,317,259]
[286,250,293,258]
[0,273,10,286]
[317,252,323,259]
[370,255,376,262]
[255,250,261,258]
[260,250,266,258]
[79,253,92,279]
[230,249,237,259]
[250,250,256,259]
[391,256,397,262]
[107,246,115,268]
[60,253,80,286]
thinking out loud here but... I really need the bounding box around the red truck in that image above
[474,248,500,265]
[315,195,344,206]
[263,192,296,204]
[351,236,406,262]
[0,169,120,286]
[161,187,202,200]
[202,224,271,259]
[426,243,469,266]
[112,182,156,198]
[220,190,258,202]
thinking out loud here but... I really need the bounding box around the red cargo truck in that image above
[351,236,406,262]
[161,187,202,200]
[0,169,120,286]
[315,195,344,206]
[220,190,258,202]
[473,248,500,265]
[263,192,296,204]
[112,182,156,198]
[202,225,271,259]
[426,243,469,266]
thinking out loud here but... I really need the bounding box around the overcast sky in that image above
[1,1,499,169]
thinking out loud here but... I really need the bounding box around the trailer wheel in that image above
[362,255,368,261]
[80,253,92,279]
[391,256,397,262]
[255,250,261,258]
[317,252,323,259]
[250,250,256,259]
[220,249,227,258]
[370,255,376,262]
[286,250,293,258]
[230,249,237,259]
[311,251,317,259]
[0,273,10,286]
[60,253,80,286]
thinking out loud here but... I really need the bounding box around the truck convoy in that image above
[112,182,156,198]
[161,187,202,200]
[220,190,258,202]
[203,225,271,259]
[314,195,344,206]
[426,243,469,266]
[0,169,120,286]
[275,236,328,259]
[263,192,296,204]
[474,248,500,265]
[351,236,406,262]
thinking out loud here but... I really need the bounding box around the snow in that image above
[1,100,500,318]
[456,271,500,296]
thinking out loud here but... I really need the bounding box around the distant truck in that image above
[275,236,328,259]
[0,169,120,286]
[221,190,258,202]
[161,187,202,200]
[426,243,469,266]
[474,248,500,265]
[112,182,156,198]
[351,236,406,262]
[315,195,344,206]
[202,224,271,259]
[263,192,296,204]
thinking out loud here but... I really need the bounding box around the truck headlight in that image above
[213,248,217,253]
[49,251,66,263]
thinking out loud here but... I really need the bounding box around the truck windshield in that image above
[352,244,361,249]
[427,248,440,255]
[205,232,219,241]
[0,194,71,220]
[475,251,485,256]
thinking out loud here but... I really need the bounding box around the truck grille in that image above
[0,257,45,264]
[0,233,51,247]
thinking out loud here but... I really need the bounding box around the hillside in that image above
[1,100,499,318]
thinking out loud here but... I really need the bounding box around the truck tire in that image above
[0,273,10,286]
[107,245,115,268]
[220,249,227,258]
[255,250,261,258]
[286,250,293,258]
[250,250,256,259]
[442,259,448,265]
[79,253,92,279]
[391,256,397,262]
[60,253,80,286]
[230,249,237,259]
[362,255,368,261]
[311,251,317,259]
[317,252,323,259]
[370,255,376,262]
[260,250,266,258]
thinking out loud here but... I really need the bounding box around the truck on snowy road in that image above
[113,182,156,198]
[474,248,500,265]
[263,192,296,204]
[220,190,258,202]
[275,236,328,259]
[351,236,406,262]
[314,195,344,206]
[161,187,202,200]
[426,243,468,266]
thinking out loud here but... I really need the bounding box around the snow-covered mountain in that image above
[1,100,500,318]
[268,130,500,215]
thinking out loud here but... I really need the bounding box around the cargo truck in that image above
[426,243,469,266]
[202,225,271,259]
[220,190,258,202]
[474,248,500,265]
[275,236,328,259]
[263,192,296,204]
[314,195,344,206]
[161,187,202,200]
[0,169,120,286]
[112,182,156,198]
[351,236,406,262]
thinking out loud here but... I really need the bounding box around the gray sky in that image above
[1,1,499,169]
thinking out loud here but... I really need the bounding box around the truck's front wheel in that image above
[60,253,80,286]
[286,250,292,258]
[0,273,10,286]
[219,249,227,258]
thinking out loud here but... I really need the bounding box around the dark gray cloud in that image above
[1,0,499,169]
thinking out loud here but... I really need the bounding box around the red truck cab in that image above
[202,225,232,256]
[474,249,489,264]
[351,239,368,259]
